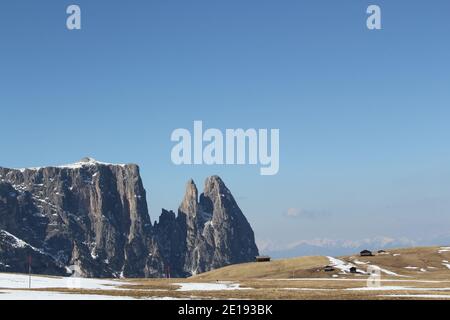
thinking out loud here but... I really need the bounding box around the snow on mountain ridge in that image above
[15,157,128,172]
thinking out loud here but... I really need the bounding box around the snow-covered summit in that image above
[17,157,127,172]
[59,157,126,169]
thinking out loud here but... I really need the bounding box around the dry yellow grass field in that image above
[191,256,329,280]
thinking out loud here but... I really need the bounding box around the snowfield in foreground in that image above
[0,272,248,299]
[0,290,135,300]
[0,272,138,300]
[0,272,124,290]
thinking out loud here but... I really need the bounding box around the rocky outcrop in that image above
[155,176,259,276]
[0,158,162,278]
[0,158,258,278]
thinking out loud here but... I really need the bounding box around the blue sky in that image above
[1,1,450,253]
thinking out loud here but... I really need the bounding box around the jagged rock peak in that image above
[203,175,230,196]
[187,178,197,189]
[167,175,259,275]
[179,178,199,216]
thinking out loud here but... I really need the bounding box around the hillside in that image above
[191,256,329,280]
[192,246,450,281]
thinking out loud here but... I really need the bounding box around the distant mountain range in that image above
[259,236,450,258]
[0,158,258,278]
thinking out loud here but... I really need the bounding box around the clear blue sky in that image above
[1,1,450,251]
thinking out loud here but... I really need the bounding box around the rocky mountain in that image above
[154,177,259,276]
[0,158,258,278]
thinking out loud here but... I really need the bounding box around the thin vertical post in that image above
[28,256,32,289]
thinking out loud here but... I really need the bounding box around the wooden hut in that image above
[255,256,271,262]
[360,250,373,257]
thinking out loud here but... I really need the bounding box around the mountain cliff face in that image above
[0,158,258,278]
[0,158,162,278]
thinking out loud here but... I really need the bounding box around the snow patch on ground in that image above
[0,290,135,300]
[372,265,403,277]
[353,260,369,265]
[327,257,365,274]
[175,282,245,292]
[0,272,124,291]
